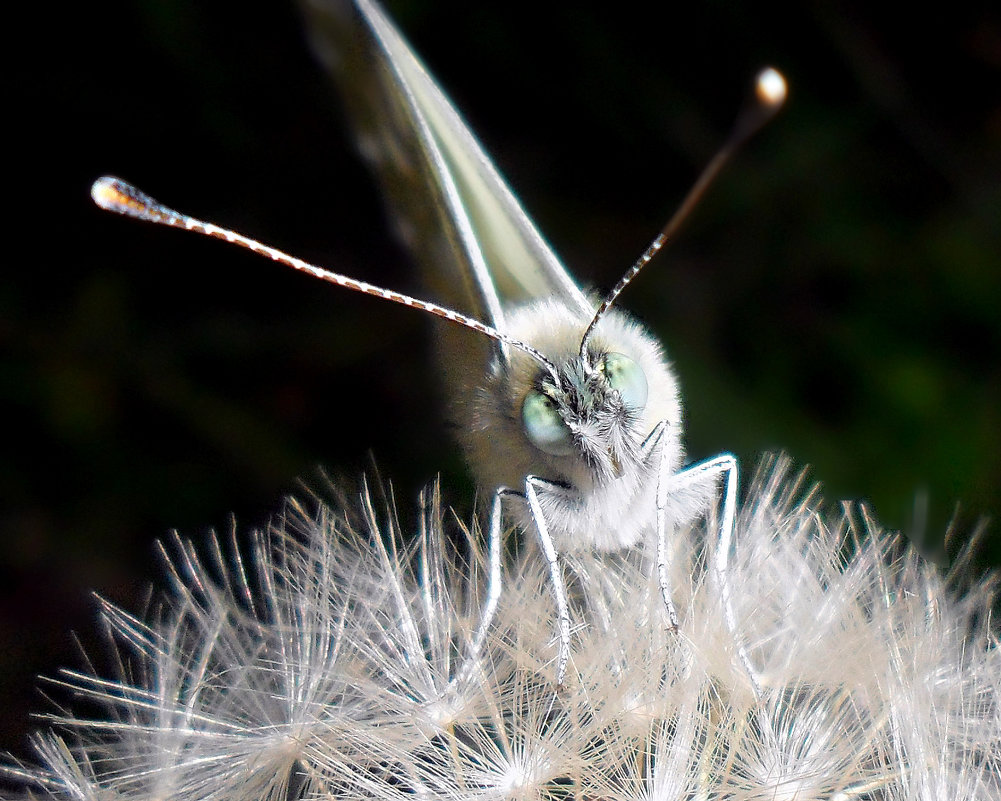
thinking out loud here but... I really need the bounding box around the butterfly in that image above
[92,0,785,689]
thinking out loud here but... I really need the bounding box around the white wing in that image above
[300,0,593,369]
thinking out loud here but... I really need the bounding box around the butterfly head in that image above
[473,296,681,498]
[522,348,649,482]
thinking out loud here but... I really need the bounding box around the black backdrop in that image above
[4,0,999,757]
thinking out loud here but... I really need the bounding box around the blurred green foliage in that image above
[3,0,997,757]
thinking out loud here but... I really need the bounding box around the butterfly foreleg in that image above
[444,489,503,695]
[657,451,762,696]
[644,422,681,632]
[522,477,573,686]
[450,490,505,691]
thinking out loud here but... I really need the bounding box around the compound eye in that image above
[522,389,574,456]
[600,352,648,412]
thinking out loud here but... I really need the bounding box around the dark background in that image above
[4,0,998,757]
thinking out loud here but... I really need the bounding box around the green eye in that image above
[522,390,574,456]
[600,352,648,412]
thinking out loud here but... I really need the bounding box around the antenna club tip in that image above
[91,176,126,211]
[755,67,787,108]
[90,175,176,225]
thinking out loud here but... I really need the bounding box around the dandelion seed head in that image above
[4,456,999,801]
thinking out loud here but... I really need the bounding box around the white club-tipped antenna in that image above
[580,67,787,356]
[90,176,559,375]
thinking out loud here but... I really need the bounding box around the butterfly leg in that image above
[459,482,571,687]
[523,477,573,686]
[642,423,681,631]
[451,491,504,689]
[657,451,762,696]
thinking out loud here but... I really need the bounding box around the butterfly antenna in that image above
[91,176,559,375]
[580,67,787,356]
